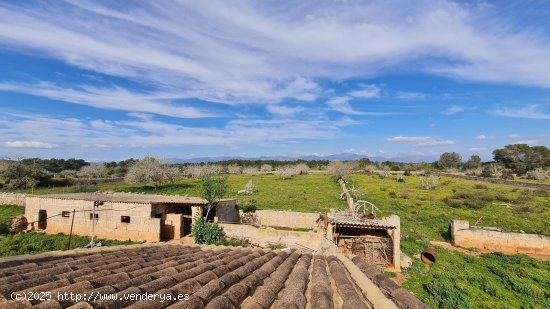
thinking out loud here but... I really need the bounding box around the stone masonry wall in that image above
[0,192,26,206]
[451,220,550,255]
[25,197,161,242]
[239,209,322,230]
[220,223,324,250]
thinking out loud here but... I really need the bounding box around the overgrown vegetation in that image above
[191,213,222,244]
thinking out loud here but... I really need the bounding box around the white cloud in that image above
[475,135,487,140]
[441,105,465,115]
[0,111,350,150]
[387,136,455,147]
[327,97,363,115]
[348,84,381,99]
[0,82,213,118]
[265,105,305,117]
[0,0,548,116]
[396,92,425,100]
[493,105,550,120]
[508,133,521,139]
[4,141,58,149]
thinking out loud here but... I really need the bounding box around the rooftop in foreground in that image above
[0,243,427,309]
[27,192,236,205]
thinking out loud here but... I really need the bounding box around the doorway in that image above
[38,210,47,229]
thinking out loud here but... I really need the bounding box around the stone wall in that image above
[25,196,161,242]
[451,220,550,255]
[0,192,26,206]
[216,200,240,223]
[220,223,324,250]
[238,209,322,230]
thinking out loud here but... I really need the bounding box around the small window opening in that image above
[89,213,99,220]
[121,216,131,223]
[62,211,71,218]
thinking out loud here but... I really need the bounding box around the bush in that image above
[404,170,412,176]
[191,214,222,244]
[388,191,397,198]
[474,183,488,190]
[215,237,244,247]
[419,175,438,189]
[240,199,257,213]
[397,176,405,183]
[443,191,492,209]
[525,168,548,180]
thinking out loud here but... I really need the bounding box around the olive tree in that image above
[0,160,51,189]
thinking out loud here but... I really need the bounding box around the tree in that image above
[493,144,550,175]
[0,160,51,189]
[199,172,228,220]
[465,155,482,170]
[78,164,109,178]
[327,161,357,180]
[437,152,462,169]
[124,156,180,187]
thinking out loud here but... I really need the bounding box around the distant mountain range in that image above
[168,152,437,164]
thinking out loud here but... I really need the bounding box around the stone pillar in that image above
[450,220,470,244]
[387,215,401,272]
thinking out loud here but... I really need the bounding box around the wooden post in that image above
[67,209,76,250]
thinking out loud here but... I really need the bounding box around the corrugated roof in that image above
[329,212,397,229]
[27,192,235,205]
[0,243,428,308]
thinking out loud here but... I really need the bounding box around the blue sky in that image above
[0,0,549,162]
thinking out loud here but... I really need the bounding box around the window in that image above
[62,211,71,218]
[89,213,99,220]
[121,216,131,223]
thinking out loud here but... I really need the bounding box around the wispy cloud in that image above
[396,92,425,100]
[0,82,212,118]
[0,0,549,113]
[493,105,550,120]
[441,105,465,115]
[388,136,455,147]
[4,141,58,149]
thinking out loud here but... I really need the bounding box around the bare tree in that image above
[226,164,242,174]
[294,163,310,175]
[327,161,357,180]
[124,156,180,187]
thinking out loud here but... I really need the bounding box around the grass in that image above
[0,204,139,257]
[2,173,550,307]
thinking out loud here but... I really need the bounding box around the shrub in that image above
[397,176,405,183]
[443,191,492,209]
[215,237,244,247]
[388,191,397,198]
[474,183,488,190]
[191,214,222,244]
[419,175,438,189]
[525,168,548,180]
[404,170,412,176]
[240,199,257,213]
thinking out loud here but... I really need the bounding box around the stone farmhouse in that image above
[24,193,239,242]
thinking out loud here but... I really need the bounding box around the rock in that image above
[400,253,413,269]
[9,215,28,232]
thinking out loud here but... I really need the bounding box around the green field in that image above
[2,173,549,308]
[0,205,138,257]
